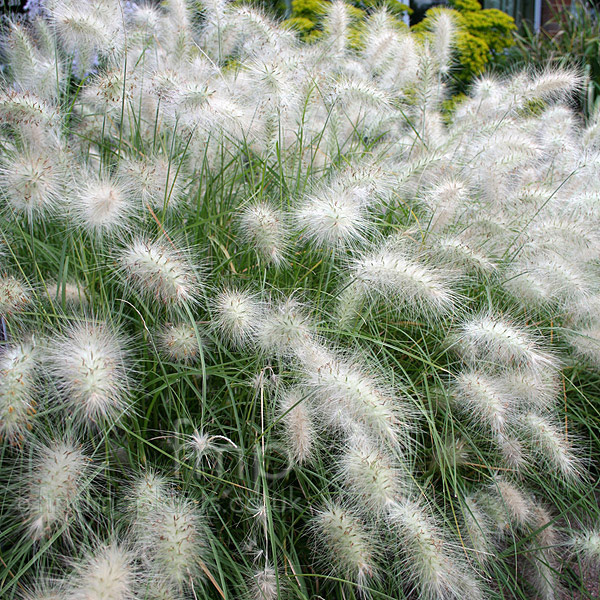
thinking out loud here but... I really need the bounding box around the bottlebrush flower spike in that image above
[46,320,132,427]
[295,190,371,249]
[389,497,484,600]
[277,386,316,465]
[157,322,203,364]
[0,337,38,443]
[119,237,201,307]
[340,433,405,514]
[521,412,583,480]
[23,438,93,540]
[0,274,32,316]
[238,201,287,266]
[351,244,458,319]
[68,542,137,600]
[455,313,558,373]
[213,287,262,349]
[72,173,134,236]
[313,503,379,594]
[0,147,65,222]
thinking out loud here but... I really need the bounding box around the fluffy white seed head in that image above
[46,320,131,427]
[297,341,407,447]
[119,155,184,212]
[571,529,600,565]
[313,504,378,591]
[255,298,312,356]
[456,314,558,373]
[340,434,405,514]
[213,288,262,349]
[490,476,532,529]
[127,470,169,522]
[0,337,38,443]
[247,562,280,600]
[158,322,203,364]
[352,246,457,319]
[0,274,31,315]
[69,542,136,600]
[119,237,201,307]
[277,387,316,465]
[452,371,515,441]
[521,413,583,480]
[136,493,206,589]
[389,498,482,600]
[24,439,92,539]
[295,192,370,249]
[567,323,600,370]
[72,175,134,235]
[238,202,287,266]
[0,149,64,221]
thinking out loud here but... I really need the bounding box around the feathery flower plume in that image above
[119,155,184,212]
[524,68,582,103]
[46,320,132,427]
[567,322,600,370]
[323,0,352,58]
[23,438,92,539]
[389,497,483,600]
[0,274,31,316]
[3,20,63,101]
[68,542,136,600]
[295,191,370,249]
[452,371,515,442]
[213,288,262,349]
[157,322,203,364]
[238,201,287,266]
[72,174,134,235]
[340,433,405,514]
[119,237,201,307]
[489,476,532,530]
[247,562,280,600]
[521,412,583,480]
[255,298,312,355]
[313,503,379,593]
[351,245,457,319]
[297,340,409,447]
[127,470,169,522]
[47,0,124,74]
[456,313,558,373]
[571,529,600,565]
[0,148,65,222]
[277,387,316,465]
[0,337,38,443]
[428,10,456,74]
[135,492,207,589]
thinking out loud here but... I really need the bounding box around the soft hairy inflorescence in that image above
[23,438,92,540]
[0,337,38,443]
[134,492,207,589]
[45,320,132,427]
[313,503,379,593]
[238,201,287,266]
[389,497,483,600]
[68,542,136,600]
[213,287,262,349]
[119,237,201,307]
[157,321,203,364]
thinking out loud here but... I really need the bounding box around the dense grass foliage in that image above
[0,2,600,599]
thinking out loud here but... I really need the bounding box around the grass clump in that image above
[0,1,599,599]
